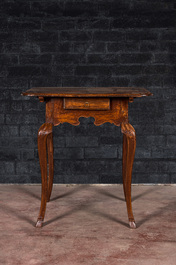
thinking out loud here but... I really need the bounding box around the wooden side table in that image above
[22,87,152,228]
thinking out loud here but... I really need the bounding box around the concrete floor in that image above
[0,184,176,265]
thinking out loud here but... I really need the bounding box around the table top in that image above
[22,87,152,98]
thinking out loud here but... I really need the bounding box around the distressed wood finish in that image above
[46,98,128,126]
[22,87,152,229]
[22,86,152,98]
[121,123,136,229]
[36,123,53,228]
[64,97,110,110]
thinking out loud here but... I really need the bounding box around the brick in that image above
[73,42,105,53]
[60,31,92,41]
[64,1,98,17]
[30,76,62,87]
[8,137,36,149]
[20,150,35,161]
[163,76,176,87]
[135,147,151,158]
[120,53,152,64]
[62,76,96,87]
[22,101,40,112]
[133,173,170,184]
[126,29,159,40]
[0,148,20,161]
[85,146,118,159]
[133,160,159,173]
[99,136,122,145]
[107,42,139,53]
[53,65,75,75]
[66,136,98,147]
[171,174,176,183]
[99,174,122,184]
[54,148,84,160]
[0,161,15,175]
[31,2,65,17]
[4,42,40,54]
[130,75,163,87]
[0,1,31,17]
[26,31,58,42]
[87,160,121,174]
[0,126,19,137]
[97,76,130,87]
[166,135,176,148]
[153,53,170,64]
[50,174,64,184]
[64,174,99,184]
[75,65,111,76]
[0,114,4,124]
[0,18,8,31]
[0,138,9,147]
[52,54,86,65]
[93,30,126,42]
[86,123,120,137]
[163,125,176,135]
[6,114,38,125]
[40,42,72,53]
[140,41,159,52]
[0,31,25,42]
[54,160,87,174]
[8,19,41,31]
[53,137,65,147]
[158,161,176,173]
[19,54,52,65]
[152,147,176,159]
[64,123,88,136]
[16,161,40,174]
[160,41,176,52]
[10,101,23,112]
[0,66,8,78]
[8,66,41,77]
[0,79,28,90]
[76,18,110,30]
[111,65,143,75]
[160,29,176,40]
[0,55,18,65]
[87,54,120,64]
[42,19,75,30]
[112,12,176,28]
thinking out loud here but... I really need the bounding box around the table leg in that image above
[121,122,136,229]
[47,133,54,202]
[36,123,53,228]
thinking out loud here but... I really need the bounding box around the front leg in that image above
[121,122,136,229]
[47,133,54,202]
[36,123,53,228]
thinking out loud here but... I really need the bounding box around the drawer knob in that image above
[84,102,89,107]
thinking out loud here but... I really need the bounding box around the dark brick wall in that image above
[0,0,176,183]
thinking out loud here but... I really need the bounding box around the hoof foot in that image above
[36,219,43,228]
[129,221,136,229]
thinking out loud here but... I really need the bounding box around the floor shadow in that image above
[94,187,125,202]
[50,185,87,202]
[132,186,157,202]
[44,201,129,229]
[137,200,176,228]
[0,203,36,227]
[15,185,41,201]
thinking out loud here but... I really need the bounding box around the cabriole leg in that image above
[121,122,136,229]
[36,123,53,228]
[47,133,54,202]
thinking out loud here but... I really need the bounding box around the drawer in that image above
[63,98,110,110]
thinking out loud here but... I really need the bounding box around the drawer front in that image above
[63,98,110,110]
